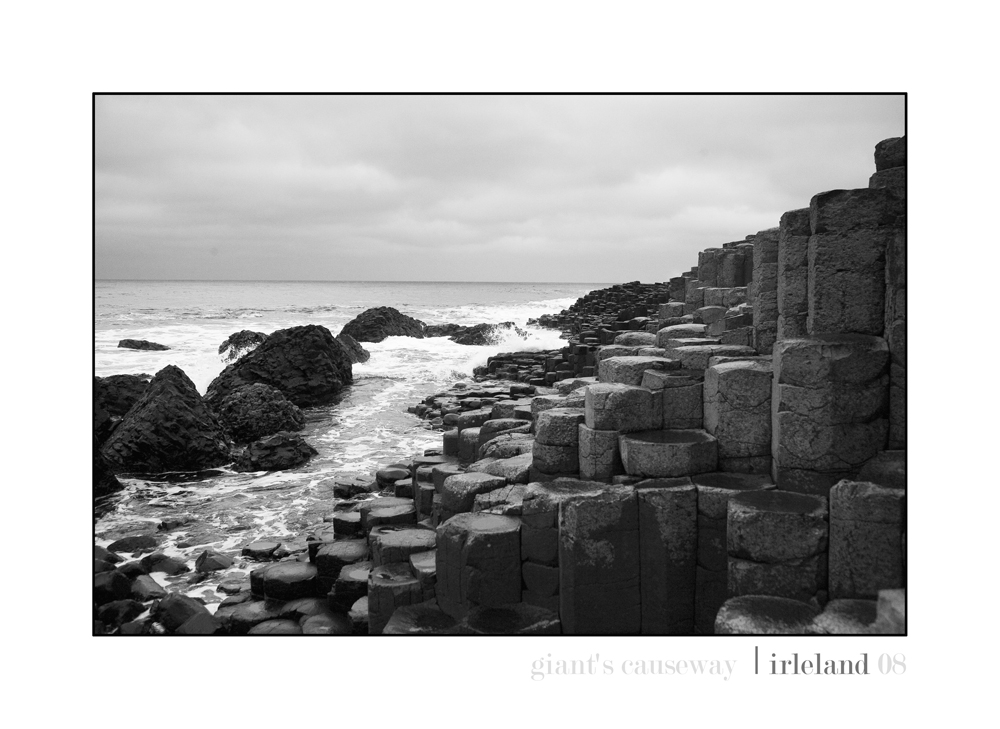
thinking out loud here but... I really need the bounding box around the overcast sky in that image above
[95,94,904,283]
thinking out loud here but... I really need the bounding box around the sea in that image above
[94,279,604,606]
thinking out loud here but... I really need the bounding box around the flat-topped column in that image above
[776,208,811,339]
[752,227,780,354]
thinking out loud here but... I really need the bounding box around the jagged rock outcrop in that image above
[205,325,353,408]
[100,365,231,474]
[233,432,318,472]
[219,330,268,363]
[216,383,305,443]
[118,339,170,351]
[336,332,371,364]
[94,436,123,497]
[340,307,425,343]
[451,322,527,346]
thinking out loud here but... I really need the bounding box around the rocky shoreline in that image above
[94,135,906,637]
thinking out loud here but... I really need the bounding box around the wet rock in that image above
[340,306,425,343]
[97,599,145,629]
[233,432,318,472]
[107,534,160,553]
[383,602,460,635]
[195,549,234,573]
[242,541,281,560]
[130,574,168,601]
[100,365,231,474]
[301,610,353,635]
[175,612,220,635]
[152,593,211,632]
[248,619,302,635]
[226,599,286,634]
[349,597,369,634]
[140,552,190,575]
[118,339,169,351]
[215,383,305,443]
[205,324,354,408]
[329,561,372,610]
[262,562,320,600]
[94,571,132,606]
[450,322,527,346]
[336,331,371,363]
[715,595,821,635]
[218,330,268,362]
[460,604,561,635]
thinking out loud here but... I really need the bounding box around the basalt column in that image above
[637,478,697,634]
[870,137,906,450]
[776,208,811,339]
[771,336,890,495]
[703,359,773,474]
[752,228,779,354]
[559,484,641,634]
[727,490,828,606]
[693,473,774,633]
[807,187,904,337]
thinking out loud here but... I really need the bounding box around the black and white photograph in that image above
[5,2,994,725]
[93,93,907,639]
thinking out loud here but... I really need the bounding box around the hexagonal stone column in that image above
[619,429,717,478]
[559,484,640,634]
[643,370,704,429]
[637,478,697,634]
[583,383,656,432]
[829,480,905,599]
[519,480,606,612]
[704,360,772,473]
[367,562,423,634]
[807,188,904,336]
[777,207,811,339]
[693,472,775,634]
[772,335,889,494]
[436,513,521,620]
[440,472,506,522]
[752,227,780,354]
[578,424,623,482]
[727,490,828,604]
[598,356,678,386]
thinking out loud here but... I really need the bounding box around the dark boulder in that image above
[152,593,211,632]
[233,432,318,472]
[336,332,371,364]
[195,549,234,573]
[118,339,170,351]
[95,570,132,606]
[96,374,152,416]
[340,307,425,343]
[451,322,528,346]
[216,383,305,443]
[97,599,146,629]
[205,325,353,408]
[219,330,269,363]
[140,552,191,575]
[100,365,231,474]
[108,534,160,553]
[423,323,466,338]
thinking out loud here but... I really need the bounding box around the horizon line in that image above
[94,278,630,285]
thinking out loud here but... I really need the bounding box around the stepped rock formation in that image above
[205,324,354,408]
[100,365,231,474]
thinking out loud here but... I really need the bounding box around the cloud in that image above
[95,94,904,282]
